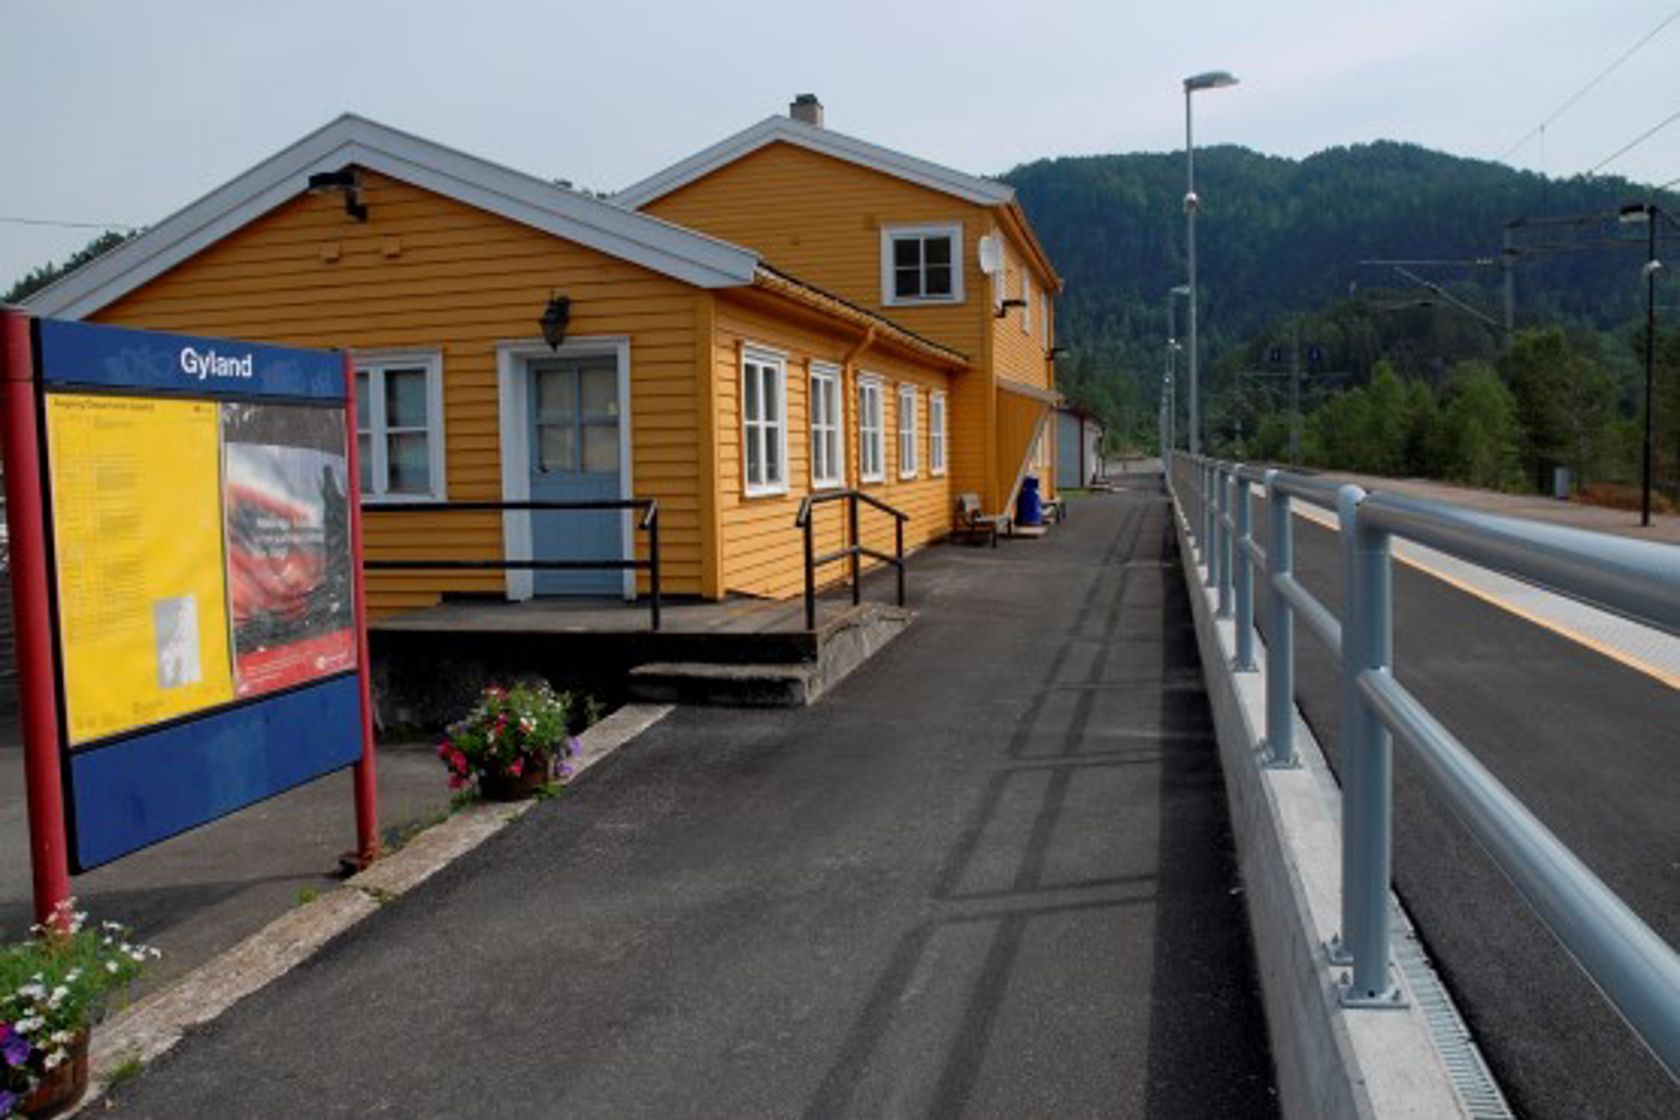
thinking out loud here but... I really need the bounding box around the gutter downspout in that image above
[842,326,876,488]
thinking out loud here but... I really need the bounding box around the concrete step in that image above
[628,602,913,707]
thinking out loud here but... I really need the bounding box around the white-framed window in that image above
[354,351,446,501]
[858,375,885,483]
[742,347,788,497]
[809,361,844,490]
[881,223,964,306]
[898,384,919,479]
[929,390,947,476]
[1021,273,1032,335]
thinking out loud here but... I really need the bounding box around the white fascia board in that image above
[27,114,759,320]
[613,116,1016,210]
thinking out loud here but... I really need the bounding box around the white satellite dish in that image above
[977,234,1003,276]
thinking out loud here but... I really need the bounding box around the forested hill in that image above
[1001,141,1677,427]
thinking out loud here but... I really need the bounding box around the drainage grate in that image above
[1390,901,1515,1119]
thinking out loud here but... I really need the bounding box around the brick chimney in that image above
[789,94,823,128]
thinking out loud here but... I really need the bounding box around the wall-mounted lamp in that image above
[1049,346,1068,359]
[996,298,1027,319]
[539,295,572,351]
[307,168,368,222]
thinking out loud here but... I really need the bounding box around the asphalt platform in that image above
[97,479,1279,1118]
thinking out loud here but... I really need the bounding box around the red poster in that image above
[221,403,356,697]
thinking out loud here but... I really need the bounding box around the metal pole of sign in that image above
[1,310,73,927]
[342,353,381,869]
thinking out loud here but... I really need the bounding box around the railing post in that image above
[1202,461,1216,578]
[848,493,861,607]
[895,516,905,607]
[802,503,817,632]
[1216,465,1234,618]
[1262,471,1297,767]
[1234,468,1256,671]
[648,506,662,632]
[1336,484,1403,1007]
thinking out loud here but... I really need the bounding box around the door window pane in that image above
[385,368,429,428]
[355,372,370,428]
[583,425,619,473]
[581,366,617,418]
[536,370,574,419]
[387,431,431,492]
[538,423,575,473]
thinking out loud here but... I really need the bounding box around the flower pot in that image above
[20,1030,88,1119]
[478,758,551,801]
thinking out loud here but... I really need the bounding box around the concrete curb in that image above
[1169,503,1469,1119]
[75,702,673,1111]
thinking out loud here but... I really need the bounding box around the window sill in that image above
[362,493,448,506]
[743,485,791,500]
[859,474,885,486]
[882,295,962,309]
[811,478,845,492]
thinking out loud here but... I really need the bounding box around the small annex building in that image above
[1055,404,1105,489]
[25,106,1063,615]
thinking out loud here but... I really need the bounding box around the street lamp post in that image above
[1165,284,1190,455]
[1184,69,1238,457]
[1620,202,1666,528]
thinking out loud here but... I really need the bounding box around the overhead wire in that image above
[1497,8,1680,162]
[0,215,139,231]
[1588,108,1680,174]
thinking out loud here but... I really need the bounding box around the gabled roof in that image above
[26,114,762,319]
[613,115,1017,210]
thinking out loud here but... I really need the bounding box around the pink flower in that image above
[509,758,524,777]
[447,774,465,790]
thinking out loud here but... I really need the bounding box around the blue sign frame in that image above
[34,320,365,871]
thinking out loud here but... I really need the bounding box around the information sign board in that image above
[11,318,376,872]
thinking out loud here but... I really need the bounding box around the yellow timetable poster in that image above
[46,394,236,744]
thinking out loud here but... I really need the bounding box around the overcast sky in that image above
[3,0,1677,290]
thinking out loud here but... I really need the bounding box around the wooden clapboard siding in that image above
[644,142,989,362]
[711,292,956,600]
[991,217,1055,392]
[91,170,704,616]
[996,389,1051,514]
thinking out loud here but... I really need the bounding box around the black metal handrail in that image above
[794,490,908,630]
[364,498,662,630]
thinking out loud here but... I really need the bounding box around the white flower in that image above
[105,962,119,975]
[15,1016,43,1034]
[64,969,81,983]
[50,1030,73,1045]
[44,1048,65,1070]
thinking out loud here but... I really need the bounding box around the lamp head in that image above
[1185,70,1239,93]
[1619,202,1653,225]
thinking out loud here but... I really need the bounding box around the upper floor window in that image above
[898,384,919,479]
[858,376,885,483]
[881,223,964,307]
[929,391,947,476]
[355,351,445,501]
[810,361,844,490]
[742,347,788,497]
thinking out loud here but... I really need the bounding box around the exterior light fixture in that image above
[306,168,368,222]
[996,297,1028,318]
[1620,201,1665,526]
[539,295,572,351]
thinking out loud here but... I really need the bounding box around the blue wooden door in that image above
[529,356,622,596]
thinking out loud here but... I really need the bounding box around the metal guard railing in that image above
[363,498,662,631]
[794,490,908,631]
[1168,451,1680,1078]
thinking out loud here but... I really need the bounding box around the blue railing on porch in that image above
[363,498,662,630]
[1169,452,1680,1079]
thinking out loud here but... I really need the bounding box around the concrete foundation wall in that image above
[1169,493,1468,1120]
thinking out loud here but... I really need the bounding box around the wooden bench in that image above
[955,492,1011,548]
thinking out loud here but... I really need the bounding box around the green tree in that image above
[1498,327,1618,490]
[1436,362,1520,489]
[4,229,135,305]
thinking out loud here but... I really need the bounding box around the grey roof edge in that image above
[26,114,761,319]
[612,116,1017,210]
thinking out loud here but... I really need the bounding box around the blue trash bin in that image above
[1017,475,1044,527]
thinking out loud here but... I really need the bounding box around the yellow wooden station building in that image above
[25,98,1064,615]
